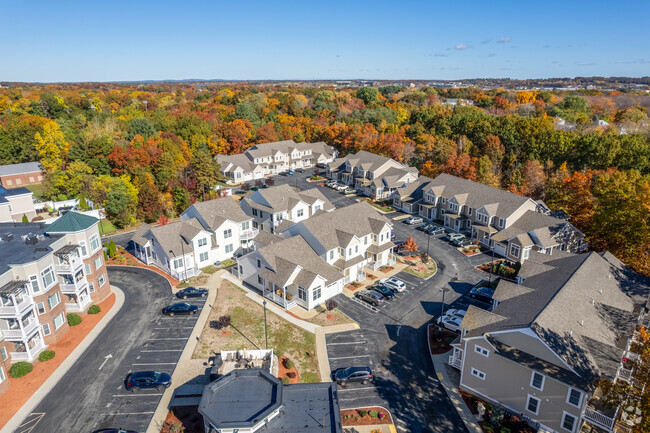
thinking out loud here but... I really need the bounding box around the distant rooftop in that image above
[0,187,33,203]
[0,222,62,275]
[46,211,98,233]
[0,162,42,177]
[199,369,341,433]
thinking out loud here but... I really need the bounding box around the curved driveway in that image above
[19,267,204,433]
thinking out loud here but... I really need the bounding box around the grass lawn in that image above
[194,281,320,383]
[363,198,393,213]
[25,184,46,200]
[404,257,437,279]
[98,219,117,236]
[305,308,354,327]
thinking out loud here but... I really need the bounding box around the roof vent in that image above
[1,233,13,242]
[591,299,595,305]
[580,320,584,326]
[599,288,603,294]
[570,330,573,336]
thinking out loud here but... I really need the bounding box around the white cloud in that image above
[498,36,511,43]
[455,44,468,50]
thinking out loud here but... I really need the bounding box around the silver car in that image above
[380,277,406,293]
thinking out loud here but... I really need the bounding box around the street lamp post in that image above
[488,240,496,284]
[425,230,432,264]
[180,241,187,282]
[440,288,448,318]
[263,300,268,349]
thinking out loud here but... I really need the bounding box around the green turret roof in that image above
[46,211,98,233]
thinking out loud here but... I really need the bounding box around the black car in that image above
[125,371,172,393]
[334,366,373,386]
[355,290,384,306]
[296,168,305,173]
[468,284,495,304]
[93,430,138,433]
[371,284,396,300]
[176,287,208,299]
[162,303,198,316]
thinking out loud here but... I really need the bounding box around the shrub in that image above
[281,376,290,384]
[369,410,379,418]
[88,305,101,314]
[483,425,494,433]
[358,410,368,417]
[22,214,29,223]
[67,313,82,326]
[490,406,505,426]
[325,299,338,311]
[10,361,33,378]
[39,350,56,362]
[500,428,512,433]
[284,358,294,369]
[108,241,117,258]
[217,315,231,329]
[78,197,90,210]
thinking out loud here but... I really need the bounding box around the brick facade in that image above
[0,171,43,188]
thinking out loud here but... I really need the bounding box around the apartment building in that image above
[240,185,334,233]
[327,150,418,200]
[450,251,648,433]
[0,187,36,223]
[0,162,44,188]
[0,212,110,394]
[217,140,337,182]
[398,173,586,262]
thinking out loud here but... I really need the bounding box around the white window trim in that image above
[42,323,51,336]
[471,368,485,380]
[498,217,505,228]
[98,274,106,287]
[510,243,521,258]
[566,388,582,408]
[561,411,577,432]
[29,275,40,294]
[474,345,489,357]
[36,302,46,315]
[530,371,545,391]
[0,366,5,382]
[526,395,540,415]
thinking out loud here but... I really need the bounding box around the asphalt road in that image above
[18,267,204,433]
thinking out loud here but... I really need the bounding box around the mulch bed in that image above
[379,266,393,273]
[107,247,180,286]
[459,246,484,256]
[345,283,363,291]
[0,294,116,429]
[428,324,458,354]
[279,356,300,384]
[162,406,203,433]
[341,407,393,426]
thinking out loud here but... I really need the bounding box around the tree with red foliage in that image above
[403,235,419,254]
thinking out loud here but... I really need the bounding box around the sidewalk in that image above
[0,286,124,433]
[430,352,483,433]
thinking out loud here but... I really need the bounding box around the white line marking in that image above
[102,411,155,415]
[141,349,183,352]
[327,341,366,346]
[338,386,381,392]
[112,394,160,398]
[136,355,141,360]
[132,362,177,366]
[153,327,194,330]
[148,337,188,340]
[106,403,111,408]
[396,325,401,336]
[328,354,371,360]
[116,385,122,390]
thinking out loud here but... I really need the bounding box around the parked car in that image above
[451,237,472,247]
[125,371,172,393]
[162,302,199,316]
[355,290,384,306]
[286,170,294,175]
[334,366,373,386]
[343,187,356,194]
[370,284,395,299]
[447,233,465,243]
[417,223,433,232]
[391,232,396,241]
[437,314,464,333]
[93,429,138,433]
[326,181,337,188]
[316,163,327,168]
[468,284,495,304]
[296,168,304,173]
[404,216,423,225]
[176,287,208,299]
[335,184,348,191]
[381,277,406,293]
[445,308,467,318]
[425,224,445,235]
[394,241,404,251]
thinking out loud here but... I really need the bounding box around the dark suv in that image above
[334,366,373,386]
[355,290,384,306]
[125,371,171,392]
[370,284,395,300]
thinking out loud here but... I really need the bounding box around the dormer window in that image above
[498,218,505,228]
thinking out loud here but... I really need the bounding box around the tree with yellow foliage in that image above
[34,120,69,172]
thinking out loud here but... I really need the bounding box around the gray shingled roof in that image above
[465,251,642,385]
[0,162,42,177]
[394,176,435,201]
[243,185,333,214]
[491,210,580,246]
[188,196,250,231]
[138,218,207,257]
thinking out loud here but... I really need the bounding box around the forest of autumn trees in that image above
[0,83,648,274]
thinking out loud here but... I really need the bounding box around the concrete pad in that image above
[392,214,411,221]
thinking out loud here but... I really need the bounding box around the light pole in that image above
[440,288,448,318]
[180,240,187,282]
[488,240,496,284]
[424,229,432,264]
[263,300,268,349]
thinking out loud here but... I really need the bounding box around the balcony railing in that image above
[3,318,40,339]
[0,296,35,317]
[59,276,89,294]
[356,270,367,282]
[448,354,463,369]
[54,257,84,273]
[171,267,200,281]
[10,336,45,362]
[65,295,92,312]
[241,229,259,241]
[616,365,634,383]
[584,407,619,432]
[263,291,297,310]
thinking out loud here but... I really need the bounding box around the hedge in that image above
[10,361,33,378]
[67,313,82,326]
[88,305,101,314]
[39,350,56,362]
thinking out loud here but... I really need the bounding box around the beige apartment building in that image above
[0,212,110,396]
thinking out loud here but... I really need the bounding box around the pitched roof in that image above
[46,211,98,233]
[465,251,642,384]
[0,162,42,177]
[243,185,333,213]
[138,218,208,257]
[394,176,435,201]
[187,196,251,230]
[491,210,581,246]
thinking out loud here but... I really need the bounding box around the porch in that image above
[64,291,93,312]
[262,283,298,310]
[9,332,46,362]
[444,214,471,232]
[448,346,463,370]
[171,267,200,281]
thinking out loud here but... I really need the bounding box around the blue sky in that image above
[1,0,648,82]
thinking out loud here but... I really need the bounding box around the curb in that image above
[1,286,125,433]
[146,278,218,433]
[342,405,397,432]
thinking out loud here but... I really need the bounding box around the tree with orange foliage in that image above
[443,150,477,181]
[403,235,419,254]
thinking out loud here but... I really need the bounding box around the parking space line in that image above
[153,327,195,330]
[337,386,381,392]
[102,411,155,415]
[141,349,184,352]
[327,340,366,345]
[147,337,188,340]
[112,394,161,398]
[329,354,371,360]
[133,362,177,365]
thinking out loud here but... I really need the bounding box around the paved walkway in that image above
[430,352,483,433]
[1,286,125,433]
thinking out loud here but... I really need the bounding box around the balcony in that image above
[65,294,92,312]
[54,245,84,273]
[3,317,41,340]
[10,335,46,362]
[0,295,35,317]
[54,257,83,274]
[59,276,89,294]
[448,354,463,370]
[583,406,619,432]
[241,229,259,241]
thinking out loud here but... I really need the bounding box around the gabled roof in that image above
[491,210,582,246]
[46,211,98,233]
[135,218,208,257]
[186,196,251,231]
[243,185,333,213]
[394,176,435,201]
[464,251,642,385]
[0,162,42,177]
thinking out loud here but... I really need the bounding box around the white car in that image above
[404,216,424,225]
[335,184,348,191]
[380,277,406,293]
[436,314,464,333]
[445,308,467,319]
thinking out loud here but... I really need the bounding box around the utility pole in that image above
[263,300,268,349]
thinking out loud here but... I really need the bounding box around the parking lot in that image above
[22,268,206,433]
